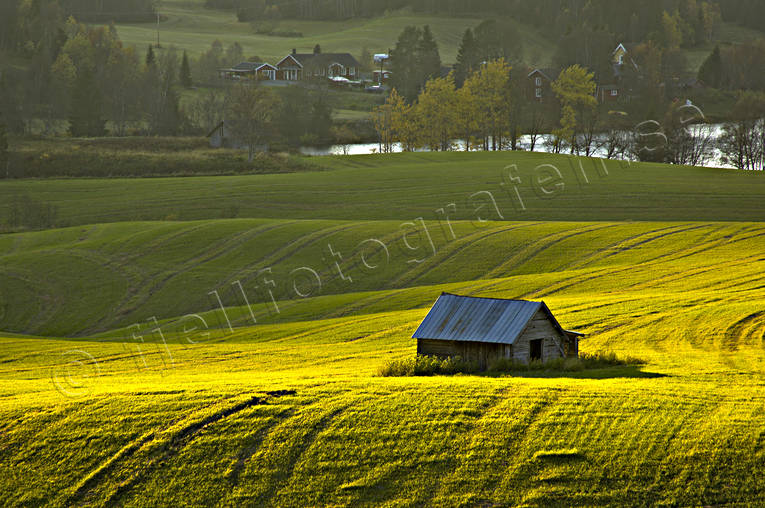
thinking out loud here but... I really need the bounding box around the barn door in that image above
[530,339,543,362]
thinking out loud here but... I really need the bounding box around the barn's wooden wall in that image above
[512,309,569,363]
[418,339,510,369]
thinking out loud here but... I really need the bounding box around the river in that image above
[300,124,759,170]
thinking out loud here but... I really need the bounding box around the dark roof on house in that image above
[528,68,561,81]
[233,62,258,71]
[220,62,277,74]
[228,62,276,72]
[412,293,583,345]
[613,42,639,55]
[291,52,360,69]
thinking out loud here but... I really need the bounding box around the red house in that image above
[527,68,560,101]
[276,47,360,82]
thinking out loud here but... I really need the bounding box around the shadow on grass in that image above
[379,354,669,380]
[475,365,669,380]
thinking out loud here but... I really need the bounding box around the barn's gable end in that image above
[413,293,582,366]
[512,308,569,362]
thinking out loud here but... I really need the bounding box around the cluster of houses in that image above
[219,42,695,104]
[528,43,635,104]
[219,47,363,85]
[529,42,703,104]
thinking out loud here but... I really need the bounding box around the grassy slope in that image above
[0,221,764,505]
[3,152,765,229]
[114,0,555,66]
[1,151,765,505]
[1,219,764,337]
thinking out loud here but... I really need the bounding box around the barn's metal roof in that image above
[412,293,572,345]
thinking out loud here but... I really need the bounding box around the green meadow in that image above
[3,151,765,228]
[1,151,764,505]
[113,0,555,66]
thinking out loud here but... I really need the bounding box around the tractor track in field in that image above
[408,387,510,503]
[557,224,696,271]
[519,225,761,299]
[390,222,544,288]
[332,224,623,320]
[224,222,411,312]
[440,391,563,504]
[566,223,710,270]
[109,222,224,267]
[622,224,765,293]
[0,269,63,336]
[484,223,618,279]
[30,222,217,333]
[270,313,392,344]
[85,221,298,335]
[629,254,765,293]
[250,400,353,506]
[722,311,765,351]
[225,406,298,485]
[628,225,765,272]
[274,223,463,323]
[233,223,362,288]
[71,392,292,506]
[199,222,386,330]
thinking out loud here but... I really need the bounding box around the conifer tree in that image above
[454,28,478,87]
[180,50,192,88]
[390,26,423,102]
[418,25,441,82]
[698,45,723,89]
[146,44,155,66]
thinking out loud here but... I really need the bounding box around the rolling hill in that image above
[2,152,765,230]
[0,151,764,505]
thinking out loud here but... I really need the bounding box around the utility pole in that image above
[155,0,163,49]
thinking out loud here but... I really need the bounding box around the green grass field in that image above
[1,151,764,505]
[114,0,556,66]
[2,152,765,229]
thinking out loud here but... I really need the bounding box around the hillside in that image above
[1,150,764,505]
[1,218,764,505]
[2,152,765,231]
[115,0,540,65]
[0,218,764,337]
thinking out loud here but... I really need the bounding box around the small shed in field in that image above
[412,293,583,368]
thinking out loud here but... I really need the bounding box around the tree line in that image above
[0,0,155,52]
[0,10,335,146]
[375,60,607,156]
[201,0,762,40]
[376,51,764,170]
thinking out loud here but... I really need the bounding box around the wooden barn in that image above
[413,293,583,369]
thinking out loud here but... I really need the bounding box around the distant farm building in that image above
[527,68,561,101]
[413,293,583,369]
[276,48,360,82]
[219,62,277,81]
